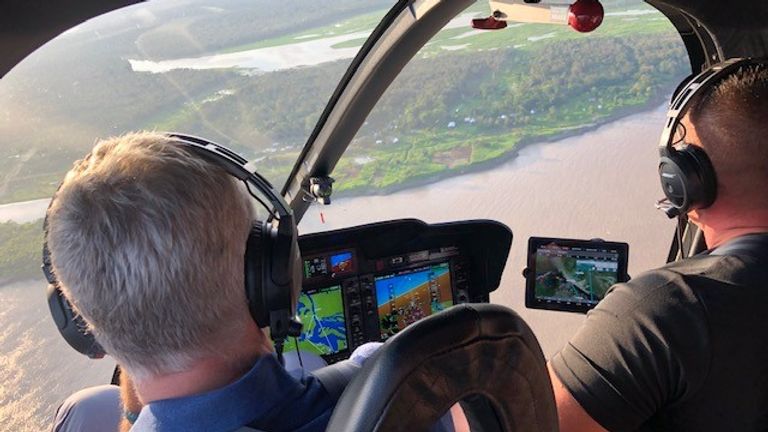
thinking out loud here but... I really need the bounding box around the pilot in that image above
[548,60,768,431]
[46,132,378,432]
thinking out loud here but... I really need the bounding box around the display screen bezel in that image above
[525,237,629,314]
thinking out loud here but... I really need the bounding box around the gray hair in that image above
[47,131,255,379]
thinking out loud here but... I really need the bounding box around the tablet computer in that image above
[525,237,629,313]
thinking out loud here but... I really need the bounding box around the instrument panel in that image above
[288,219,512,363]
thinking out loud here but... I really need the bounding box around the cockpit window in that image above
[300,1,689,354]
[0,1,388,429]
[0,1,390,205]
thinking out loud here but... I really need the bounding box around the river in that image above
[0,104,674,430]
[0,198,50,224]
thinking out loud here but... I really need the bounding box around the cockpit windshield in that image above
[1,0,691,429]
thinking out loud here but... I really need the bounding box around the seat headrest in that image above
[326,303,559,432]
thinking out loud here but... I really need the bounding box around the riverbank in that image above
[332,96,670,200]
[0,100,668,222]
[0,198,49,223]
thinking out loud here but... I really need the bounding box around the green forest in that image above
[0,221,43,284]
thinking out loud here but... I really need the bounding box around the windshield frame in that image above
[280,0,475,220]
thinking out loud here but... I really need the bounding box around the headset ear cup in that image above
[659,146,717,214]
[683,145,718,208]
[659,154,689,210]
[43,215,105,359]
[245,222,268,328]
[290,237,302,313]
[46,283,105,359]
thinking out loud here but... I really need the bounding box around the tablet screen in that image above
[526,237,628,313]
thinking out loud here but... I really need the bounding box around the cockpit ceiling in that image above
[647,0,768,62]
[0,0,143,79]
[2,0,768,78]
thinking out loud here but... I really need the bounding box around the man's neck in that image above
[135,353,264,403]
[695,206,768,248]
[134,324,273,403]
[703,225,768,249]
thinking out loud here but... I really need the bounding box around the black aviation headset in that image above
[657,57,767,218]
[42,133,302,362]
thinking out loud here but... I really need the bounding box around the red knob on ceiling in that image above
[568,0,604,33]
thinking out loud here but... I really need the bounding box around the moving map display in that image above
[375,262,453,339]
[284,285,348,356]
[534,251,617,303]
[526,238,628,313]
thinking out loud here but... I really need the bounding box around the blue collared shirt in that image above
[131,355,337,432]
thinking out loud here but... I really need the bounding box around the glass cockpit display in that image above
[375,262,453,339]
[293,219,511,363]
[284,285,348,356]
[526,237,629,313]
[303,250,355,280]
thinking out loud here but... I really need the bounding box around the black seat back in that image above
[326,304,558,432]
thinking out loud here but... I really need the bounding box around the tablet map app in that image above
[534,252,617,302]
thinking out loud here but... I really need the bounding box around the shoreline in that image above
[332,95,669,200]
[0,96,668,215]
[0,277,44,289]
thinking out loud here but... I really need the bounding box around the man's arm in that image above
[547,362,608,432]
[547,274,711,431]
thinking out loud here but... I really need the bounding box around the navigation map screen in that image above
[526,237,629,313]
[284,285,348,356]
[375,262,453,339]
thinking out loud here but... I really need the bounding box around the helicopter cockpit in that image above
[2,0,768,430]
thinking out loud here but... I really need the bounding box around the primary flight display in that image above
[375,262,453,339]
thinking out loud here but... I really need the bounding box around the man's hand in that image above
[119,369,142,432]
[547,362,608,432]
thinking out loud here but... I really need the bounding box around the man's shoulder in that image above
[610,254,744,297]
[610,253,761,302]
[594,258,724,323]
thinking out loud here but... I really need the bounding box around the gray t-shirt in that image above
[551,252,768,431]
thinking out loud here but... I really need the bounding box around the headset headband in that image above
[167,133,293,221]
[658,58,754,154]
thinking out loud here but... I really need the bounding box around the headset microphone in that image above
[654,197,680,219]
